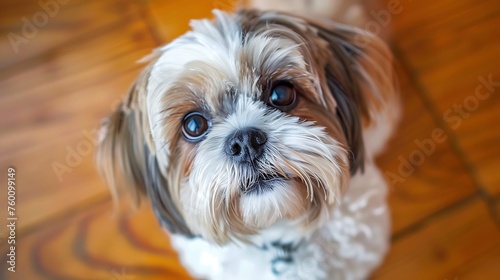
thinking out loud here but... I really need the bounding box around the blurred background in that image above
[0,0,499,279]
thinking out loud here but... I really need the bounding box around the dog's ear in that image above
[96,67,193,237]
[306,19,396,174]
[238,10,395,174]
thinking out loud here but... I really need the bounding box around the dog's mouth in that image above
[242,173,286,195]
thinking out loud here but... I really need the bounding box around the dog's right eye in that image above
[267,82,297,111]
[182,112,210,142]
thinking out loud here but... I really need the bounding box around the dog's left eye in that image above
[268,83,297,111]
[182,112,210,142]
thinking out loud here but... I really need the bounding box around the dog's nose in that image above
[225,128,267,163]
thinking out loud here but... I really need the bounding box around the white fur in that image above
[171,162,390,280]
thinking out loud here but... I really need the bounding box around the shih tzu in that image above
[96,2,399,279]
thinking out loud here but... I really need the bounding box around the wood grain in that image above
[1,199,192,280]
[0,0,141,70]
[0,11,157,235]
[373,198,500,280]
[453,242,500,280]
[377,63,477,234]
[384,0,500,195]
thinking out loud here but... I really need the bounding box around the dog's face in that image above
[97,10,393,244]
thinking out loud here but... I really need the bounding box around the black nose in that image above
[225,128,267,163]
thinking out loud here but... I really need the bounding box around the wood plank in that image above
[0,19,155,132]
[0,71,146,235]
[373,198,500,280]
[0,0,140,70]
[387,0,499,72]
[452,242,500,280]
[384,0,500,195]
[0,19,157,234]
[1,199,192,280]
[377,64,477,234]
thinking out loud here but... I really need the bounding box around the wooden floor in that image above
[1,0,499,279]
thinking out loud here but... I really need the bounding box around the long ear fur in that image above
[310,19,398,172]
[310,21,372,175]
[96,66,193,237]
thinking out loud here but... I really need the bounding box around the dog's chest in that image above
[170,230,322,280]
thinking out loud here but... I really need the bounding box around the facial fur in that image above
[96,9,396,244]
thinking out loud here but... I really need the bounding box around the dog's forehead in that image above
[147,11,306,114]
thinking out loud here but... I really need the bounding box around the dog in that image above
[96,2,399,279]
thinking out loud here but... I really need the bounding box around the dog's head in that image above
[96,10,394,244]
